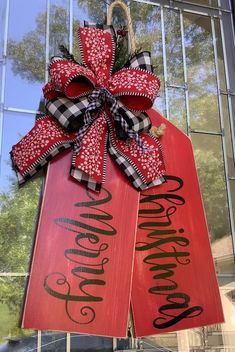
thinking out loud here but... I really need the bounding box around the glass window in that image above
[215,18,227,92]
[143,333,177,350]
[5,59,43,111]
[220,0,231,10]
[0,112,36,191]
[73,0,107,63]
[0,66,2,96]
[168,87,187,132]
[184,0,218,6]
[49,0,70,59]
[189,324,223,351]
[182,0,230,11]
[0,176,41,273]
[0,0,6,57]
[192,133,231,242]
[131,1,166,115]
[5,0,47,110]
[0,0,6,96]
[184,13,221,132]
[221,94,235,178]
[219,287,235,348]
[229,180,235,241]
[164,9,184,87]
[75,0,107,24]
[0,112,41,273]
[0,277,35,343]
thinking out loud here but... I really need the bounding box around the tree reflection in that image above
[0,0,232,338]
[8,5,70,82]
[0,178,40,340]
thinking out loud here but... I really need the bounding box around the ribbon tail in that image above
[106,115,166,191]
[117,100,152,133]
[78,27,115,84]
[11,115,77,184]
[70,112,108,192]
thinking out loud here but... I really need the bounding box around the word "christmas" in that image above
[136,175,203,329]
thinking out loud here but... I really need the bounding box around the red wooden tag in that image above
[131,109,224,336]
[21,150,139,337]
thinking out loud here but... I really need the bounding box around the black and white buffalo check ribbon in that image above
[73,87,143,155]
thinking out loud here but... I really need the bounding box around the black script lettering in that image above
[44,187,116,325]
[164,175,184,192]
[136,175,203,329]
[140,193,185,209]
[74,187,112,207]
[138,206,177,231]
[64,246,106,259]
[55,188,116,236]
[54,216,116,236]
[139,178,185,220]
[44,272,103,302]
[71,258,109,276]
[136,236,189,252]
[148,263,178,294]
[153,293,203,328]
[44,273,96,324]
[75,233,108,253]
[143,249,190,264]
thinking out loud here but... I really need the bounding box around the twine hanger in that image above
[107,0,136,55]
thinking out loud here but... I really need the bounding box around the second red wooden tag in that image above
[131,108,224,336]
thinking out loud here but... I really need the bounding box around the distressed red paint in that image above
[21,150,139,337]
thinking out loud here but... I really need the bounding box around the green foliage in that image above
[194,149,230,240]
[0,302,34,342]
[8,31,45,82]
[0,177,41,330]
[77,0,107,24]
[113,33,129,72]
[130,3,164,80]
[0,178,41,273]
[59,45,77,63]
[8,5,70,82]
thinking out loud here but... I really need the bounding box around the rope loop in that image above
[107,0,136,54]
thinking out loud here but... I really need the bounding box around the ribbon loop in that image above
[108,68,160,111]
[46,96,89,132]
[78,27,115,86]
[11,116,77,184]
[44,58,96,100]
[125,51,154,73]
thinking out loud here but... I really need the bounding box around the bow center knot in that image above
[88,88,117,113]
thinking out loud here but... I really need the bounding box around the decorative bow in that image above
[11,24,165,192]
